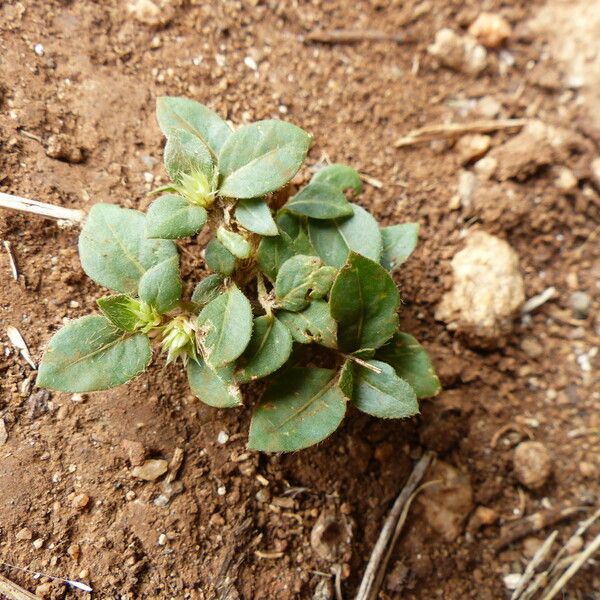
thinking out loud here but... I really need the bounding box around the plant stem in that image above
[342,354,382,373]
[0,192,84,224]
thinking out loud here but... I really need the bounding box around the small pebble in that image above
[131,459,168,481]
[125,490,136,501]
[455,134,491,164]
[16,527,32,541]
[255,488,271,503]
[555,167,577,192]
[244,56,258,71]
[217,485,226,496]
[473,156,497,179]
[67,543,81,561]
[34,43,45,56]
[521,337,543,358]
[503,573,522,591]
[468,13,512,48]
[217,430,229,445]
[122,439,146,466]
[32,538,44,549]
[476,96,501,119]
[565,535,584,555]
[158,533,167,546]
[569,291,591,319]
[72,493,90,509]
[513,441,552,489]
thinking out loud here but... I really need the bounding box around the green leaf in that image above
[248,368,346,452]
[218,120,312,199]
[79,204,178,295]
[381,223,419,271]
[308,266,336,299]
[352,359,418,419]
[187,358,242,408]
[376,332,441,398]
[311,164,363,195]
[138,255,182,313]
[235,198,278,236]
[256,232,295,282]
[284,182,353,219]
[338,359,354,399]
[156,96,232,157]
[308,204,382,268]
[216,226,251,259]
[197,286,253,367]
[276,212,316,255]
[164,128,213,183]
[329,252,399,352]
[205,239,236,275]
[36,315,151,392]
[275,255,323,312]
[191,274,225,306]
[146,195,207,240]
[277,300,337,349]
[97,295,139,332]
[236,315,293,383]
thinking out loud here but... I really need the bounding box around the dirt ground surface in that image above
[1,1,599,599]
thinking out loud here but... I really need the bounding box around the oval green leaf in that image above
[164,128,214,183]
[146,195,207,240]
[308,204,382,268]
[381,223,419,271]
[329,252,399,352]
[187,358,242,408]
[138,255,182,314]
[97,295,140,332]
[352,359,419,419]
[275,255,323,312]
[256,232,295,282]
[284,182,353,219]
[216,226,251,259]
[248,368,346,452]
[236,315,293,383]
[79,204,177,295]
[376,332,441,398]
[311,164,363,195]
[191,274,225,307]
[36,315,151,393]
[205,238,236,275]
[277,300,337,349]
[156,96,232,157]
[235,198,278,236]
[218,120,312,199]
[197,286,253,367]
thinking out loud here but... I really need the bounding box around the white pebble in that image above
[503,573,522,590]
[244,56,258,71]
[157,533,167,546]
[217,485,226,496]
[34,43,45,57]
[143,172,154,183]
[217,430,229,445]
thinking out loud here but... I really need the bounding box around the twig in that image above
[342,354,382,374]
[394,119,527,148]
[520,287,556,315]
[303,30,405,44]
[0,192,84,225]
[0,561,92,594]
[6,326,36,369]
[0,573,37,600]
[493,507,587,553]
[540,532,600,600]
[355,451,435,600]
[3,241,19,281]
[331,564,344,600]
[511,530,558,600]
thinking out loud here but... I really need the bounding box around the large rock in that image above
[436,231,525,347]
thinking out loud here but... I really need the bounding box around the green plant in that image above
[36,97,440,452]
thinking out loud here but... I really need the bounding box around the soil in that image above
[1,1,599,599]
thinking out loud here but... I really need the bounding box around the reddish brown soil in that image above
[1,1,599,599]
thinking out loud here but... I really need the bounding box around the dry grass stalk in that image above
[0,192,84,225]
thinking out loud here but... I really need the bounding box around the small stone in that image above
[521,337,543,358]
[217,430,229,445]
[468,13,512,48]
[67,543,81,561]
[154,494,170,507]
[122,439,146,466]
[513,441,552,490]
[209,513,225,527]
[16,527,32,541]
[32,538,44,549]
[565,535,584,555]
[476,96,501,119]
[131,459,168,481]
[467,506,498,531]
[428,28,487,75]
[457,170,478,210]
[35,583,52,597]
[127,0,172,26]
[455,134,491,164]
[255,488,271,503]
[503,573,522,591]
[579,461,597,478]
[473,156,498,179]
[125,490,136,501]
[46,134,84,164]
[158,533,167,546]
[244,56,258,71]
[569,291,591,319]
[555,167,577,191]
[217,485,226,496]
[0,418,7,446]
[34,43,45,56]
[435,232,525,347]
[72,493,90,509]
